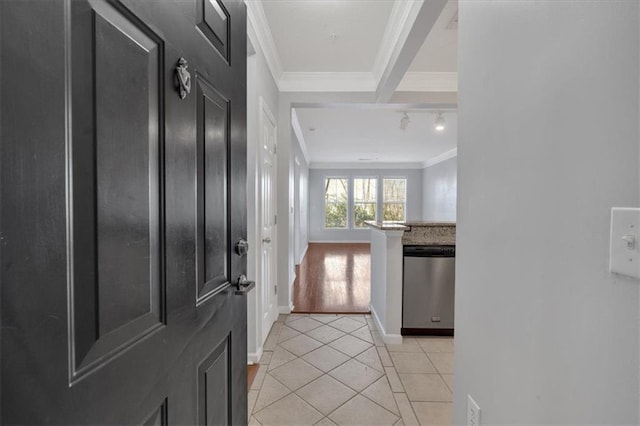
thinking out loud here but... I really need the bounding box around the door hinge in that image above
[274,285,277,294]
[274,215,277,225]
[273,145,277,155]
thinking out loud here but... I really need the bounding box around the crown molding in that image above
[279,72,377,92]
[245,0,283,85]
[372,0,423,83]
[422,148,457,168]
[290,109,310,164]
[397,72,458,92]
[310,161,425,170]
[246,0,456,94]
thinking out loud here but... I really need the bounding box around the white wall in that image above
[292,137,310,264]
[308,168,423,242]
[456,1,639,424]
[246,22,280,362]
[369,228,404,344]
[422,156,457,221]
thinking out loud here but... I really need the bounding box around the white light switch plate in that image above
[610,208,640,279]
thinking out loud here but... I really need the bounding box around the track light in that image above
[400,112,410,131]
[434,112,446,132]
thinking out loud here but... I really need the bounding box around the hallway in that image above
[249,314,454,426]
[292,243,371,314]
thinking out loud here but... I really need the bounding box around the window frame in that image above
[323,176,349,229]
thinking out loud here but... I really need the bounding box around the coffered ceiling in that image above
[246,0,458,93]
[262,1,394,73]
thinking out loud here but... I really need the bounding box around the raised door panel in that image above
[196,0,230,62]
[143,399,168,426]
[68,0,164,383]
[195,76,231,304]
[198,337,231,426]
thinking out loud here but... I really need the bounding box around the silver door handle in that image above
[235,274,255,296]
[262,237,271,243]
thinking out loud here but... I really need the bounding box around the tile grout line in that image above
[417,338,454,395]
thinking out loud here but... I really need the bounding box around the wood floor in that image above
[247,364,259,388]
[292,243,371,314]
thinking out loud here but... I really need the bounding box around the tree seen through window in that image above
[383,178,406,222]
[354,178,376,227]
[324,178,348,228]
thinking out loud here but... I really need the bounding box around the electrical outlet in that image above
[467,395,481,426]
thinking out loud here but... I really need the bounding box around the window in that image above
[353,178,377,228]
[324,178,348,228]
[383,178,406,222]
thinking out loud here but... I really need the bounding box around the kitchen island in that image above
[366,221,456,343]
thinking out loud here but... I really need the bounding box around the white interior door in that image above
[259,99,277,339]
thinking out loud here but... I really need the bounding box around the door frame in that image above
[246,90,279,363]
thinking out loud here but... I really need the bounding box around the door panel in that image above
[69,0,165,381]
[196,75,231,303]
[198,336,231,426]
[0,0,248,424]
[196,0,230,62]
[143,400,169,426]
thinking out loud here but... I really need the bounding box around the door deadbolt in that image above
[235,239,249,257]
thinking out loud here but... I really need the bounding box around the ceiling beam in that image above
[375,0,448,103]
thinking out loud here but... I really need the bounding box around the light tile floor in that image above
[248,314,454,426]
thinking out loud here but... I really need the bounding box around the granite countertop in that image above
[402,221,456,227]
[401,222,456,245]
[365,221,409,231]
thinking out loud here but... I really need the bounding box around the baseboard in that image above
[370,305,403,345]
[297,243,308,265]
[278,304,293,314]
[248,346,263,365]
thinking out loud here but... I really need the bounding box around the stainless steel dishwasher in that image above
[402,245,455,335]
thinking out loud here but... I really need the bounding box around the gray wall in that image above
[422,157,457,221]
[456,1,639,424]
[309,168,423,242]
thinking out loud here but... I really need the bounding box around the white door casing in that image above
[294,157,300,264]
[259,98,278,340]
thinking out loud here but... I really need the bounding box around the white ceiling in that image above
[252,0,459,166]
[294,107,457,167]
[261,0,394,73]
[249,0,458,92]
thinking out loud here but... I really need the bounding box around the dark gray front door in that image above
[0,0,248,424]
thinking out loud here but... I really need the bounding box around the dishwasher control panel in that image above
[404,245,455,257]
